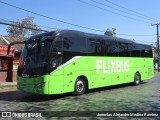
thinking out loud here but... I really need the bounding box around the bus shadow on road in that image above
[0,82,148,102]
[88,81,147,94]
[0,90,75,102]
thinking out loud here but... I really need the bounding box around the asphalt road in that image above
[0,72,160,120]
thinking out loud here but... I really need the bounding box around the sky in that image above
[0,0,160,45]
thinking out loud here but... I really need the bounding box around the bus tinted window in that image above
[63,37,87,54]
[106,41,119,56]
[104,40,110,56]
[87,38,105,56]
[141,45,153,57]
[63,37,87,63]
[117,42,130,57]
[130,44,141,57]
[52,37,63,51]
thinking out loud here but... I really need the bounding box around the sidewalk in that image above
[0,82,17,90]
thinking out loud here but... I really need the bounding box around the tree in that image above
[7,16,42,37]
[104,28,116,37]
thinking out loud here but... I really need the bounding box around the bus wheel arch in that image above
[74,75,88,95]
[133,72,141,85]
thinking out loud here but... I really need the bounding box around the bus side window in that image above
[140,45,146,57]
[63,37,87,54]
[63,37,87,63]
[147,47,153,58]
[107,41,119,57]
[118,42,130,57]
[52,37,63,51]
[146,45,153,57]
[87,38,105,56]
[142,45,153,57]
[130,44,141,57]
[104,40,110,56]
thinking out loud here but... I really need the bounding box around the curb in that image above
[0,82,17,89]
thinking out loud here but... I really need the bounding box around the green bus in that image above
[9,30,154,95]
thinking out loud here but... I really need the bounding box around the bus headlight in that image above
[34,82,45,88]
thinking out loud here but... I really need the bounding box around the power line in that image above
[117,34,155,36]
[90,0,156,22]
[150,35,157,42]
[131,38,156,44]
[0,21,47,32]
[0,0,104,33]
[0,19,155,44]
[1,18,155,38]
[78,0,151,24]
[0,0,156,37]
[134,40,156,44]
[104,0,158,22]
[0,18,58,30]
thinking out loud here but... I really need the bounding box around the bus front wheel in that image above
[134,72,141,86]
[74,78,86,95]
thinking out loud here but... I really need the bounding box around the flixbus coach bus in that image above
[8,30,154,95]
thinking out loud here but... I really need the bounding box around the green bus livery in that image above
[9,30,154,95]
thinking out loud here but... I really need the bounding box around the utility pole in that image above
[152,23,160,72]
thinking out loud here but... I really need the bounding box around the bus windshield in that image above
[21,38,53,77]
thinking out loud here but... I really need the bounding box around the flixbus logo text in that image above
[96,60,130,74]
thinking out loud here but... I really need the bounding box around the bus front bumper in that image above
[17,75,50,94]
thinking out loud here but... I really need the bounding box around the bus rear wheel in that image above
[134,72,141,85]
[74,78,86,95]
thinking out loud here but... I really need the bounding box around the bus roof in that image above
[53,30,135,44]
[27,30,150,46]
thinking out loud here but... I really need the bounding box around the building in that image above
[0,36,26,82]
[0,36,26,69]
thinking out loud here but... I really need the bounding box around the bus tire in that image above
[74,78,86,95]
[134,72,141,86]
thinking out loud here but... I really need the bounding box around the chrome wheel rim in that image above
[76,80,84,93]
[135,74,140,84]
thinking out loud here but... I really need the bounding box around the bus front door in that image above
[49,38,64,94]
